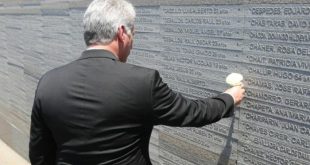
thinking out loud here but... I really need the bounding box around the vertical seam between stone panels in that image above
[236,1,246,164]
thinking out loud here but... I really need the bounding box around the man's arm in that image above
[29,92,56,165]
[151,70,243,127]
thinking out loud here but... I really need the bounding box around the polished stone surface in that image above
[0,1,309,164]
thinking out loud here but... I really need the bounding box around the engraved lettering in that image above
[288,20,310,29]
[162,64,202,76]
[205,124,229,135]
[253,137,310,161]
[253,137,278,150]
[247,31,310,43]
[275,83,292,93]
[162,7,229,15]
[293,86,310,96]
[281,122,299,133]
[268,130,289,142]
[275,108,310,124]
[244,122,268,136]
[163,36,228,48]
[243,100,310,124]
[291,137,310,149]
[284,99,310,110]
[242,144,264,158]
[163,45,227,59]
[284,7,310,15]
[135,25,159,33]
[249,6,310,16]
[247,55,310,71]
[249,7,281,15]
[160,54,228,70]
[249,19,285,28]
[162,26,238,38]
[248,31,267,39]
[277,45,310,57]
[265,153,292,165]
[280,121,304,135]
[300,127,310,136]
[246,90,282,103]
[243,111,310,136]
[244,78,273,90]
[268,32,289,41]
[248,67,272,76]
[279,147,310,162]
[135,7,159,15]
[131,50,158,59]
[160,150,194,165]
[245,112,280,127]
[176,74,206,87]
[135,17,157,23]
[248,67,310,83]
[184,38,227,48]
[268,58,310,70]
[242,122,310,149]
[163,128,212,150]
[244,100,273,114]
[249,18,310,29]
[249,43,274,52]
[247,55,268,64]
[244,79,310,97]
[183,127,228,145]
[240,153,268,165]
[163,17,232,26]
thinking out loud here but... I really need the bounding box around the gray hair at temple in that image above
[83,0,136,46]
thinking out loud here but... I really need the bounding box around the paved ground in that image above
[0,139,30,165]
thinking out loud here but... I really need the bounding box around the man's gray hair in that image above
[83,0,136,46]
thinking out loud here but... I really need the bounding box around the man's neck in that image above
[87,45,111,51]
[87,44,119,60]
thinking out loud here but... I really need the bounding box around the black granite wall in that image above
[0,0,309,164]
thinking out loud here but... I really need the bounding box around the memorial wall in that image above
[0,0,309,164]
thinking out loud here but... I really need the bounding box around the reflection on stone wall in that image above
[0,0,309,164]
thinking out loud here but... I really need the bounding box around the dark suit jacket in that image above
[29,49,234,165]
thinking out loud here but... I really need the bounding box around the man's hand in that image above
[224,83,245,105]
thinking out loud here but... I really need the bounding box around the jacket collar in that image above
[78,49,119,61]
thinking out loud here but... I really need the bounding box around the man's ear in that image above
[117,25,126,43]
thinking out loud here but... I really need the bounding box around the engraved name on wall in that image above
[0,1,309,164]
[129,4,310,165]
